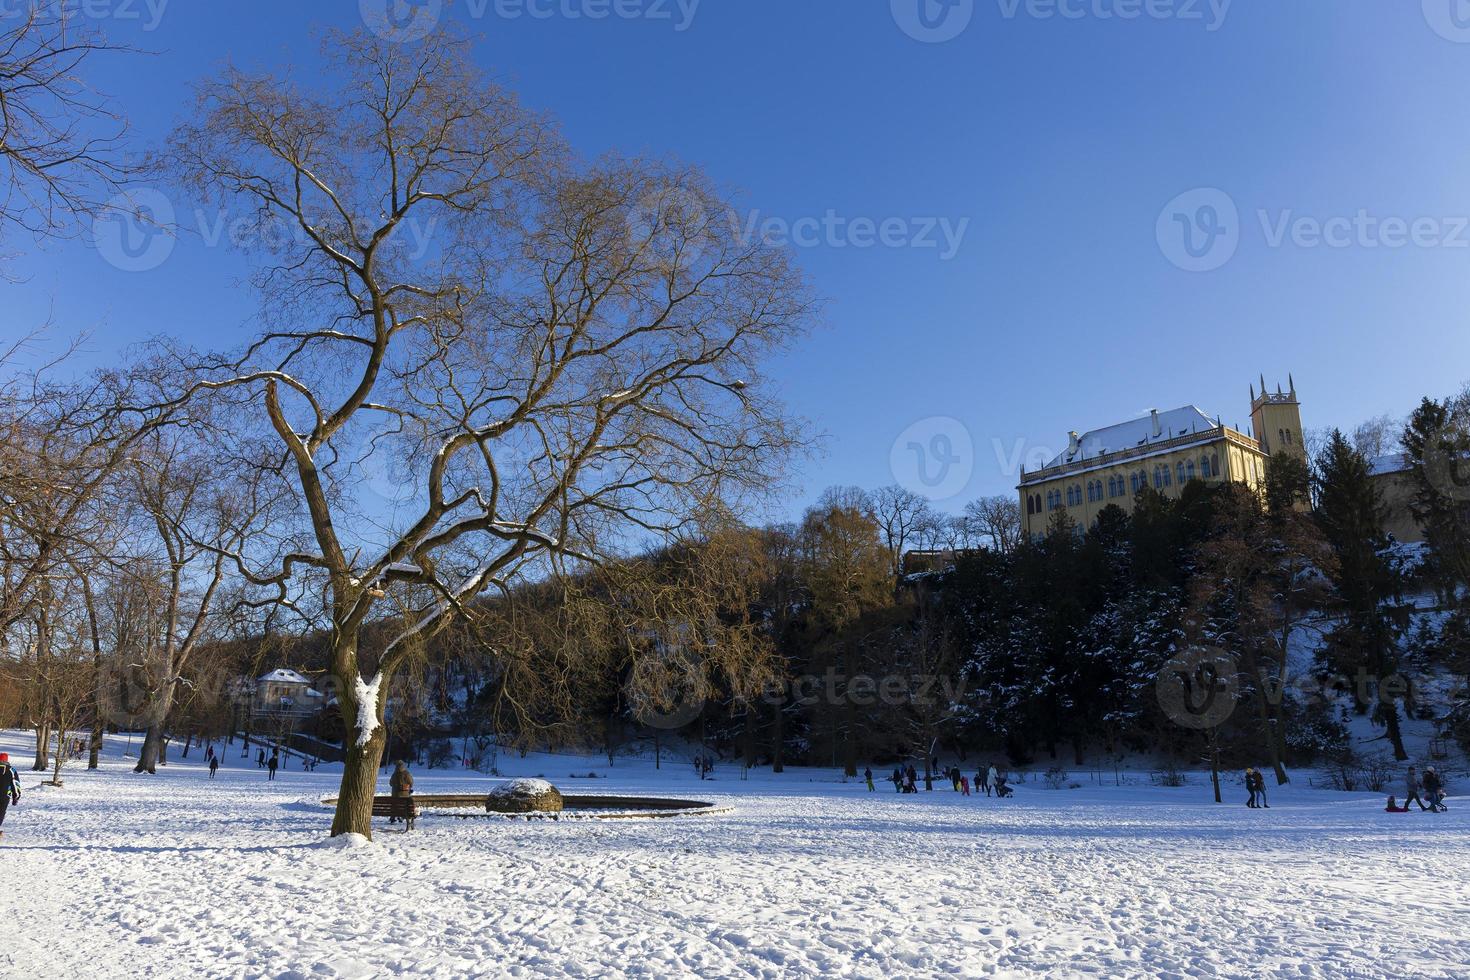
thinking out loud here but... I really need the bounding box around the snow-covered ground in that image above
[1,732,1466,979]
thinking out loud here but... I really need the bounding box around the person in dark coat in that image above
[863,767,875,792]
[949,767,962,792]
[1245,768,1259,808]
[977,766,991,797]
[1385,795,1410,813]
[1404,767,1428,811]
[389,761,414,823]
[267,753,279,781]
[257,749,266,769]
[209,756,220,779]
[0,753,20,835]
[1423,767,1448,812]
[891,767,903,793]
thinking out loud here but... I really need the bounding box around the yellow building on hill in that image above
[1019,376,1305,539]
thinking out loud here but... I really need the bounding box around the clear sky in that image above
[8,0,1470,521]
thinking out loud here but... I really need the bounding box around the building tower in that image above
[1249,373,1304,458]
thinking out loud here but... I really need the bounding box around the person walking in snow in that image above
[1245,768,1260,808]
[890,767,903,793]
[986,765,999,797]
[960,774,971,797]
[0,753,21,836]
[1403,767,1428,812]
[257,749,266,769]
[267,753,279,782]
[976,766,990,797]
[863,767,875,792]
[904,765,918,794]
[1423,767,1448,812]
[949,766,962,792]
[1252,769,1270,808]
[209,756,220,779]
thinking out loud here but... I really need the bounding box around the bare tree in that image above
[1351,414,1402,460]
[0,8,138,247]
[963,495,1022,554]
[111,421,281,774]
[168,30,813,837]
[868,484,934,579]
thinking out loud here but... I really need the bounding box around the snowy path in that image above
[1,735,1466,978]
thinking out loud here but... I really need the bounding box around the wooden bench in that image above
[371,795,419,831]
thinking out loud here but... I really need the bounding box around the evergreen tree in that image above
[1315,430,1410,759]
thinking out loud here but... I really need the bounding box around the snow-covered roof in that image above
[257,668,312,685]
[1043,406,1222,469]
[1368,453,1409,476]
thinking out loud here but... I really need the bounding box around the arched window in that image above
[1186,459,1196,481]
[1026,495,1035,515]
[1212,453,1220,477]
[1176,462,1185,484]
[1278,428,1286,447]
[1162,465,1172,487]
[1073,484,1083,505]
[1284,429,1293,445]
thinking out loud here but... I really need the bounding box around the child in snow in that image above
[960,775,971,796]
[0,753,20,836]
[1384,796,1410,813]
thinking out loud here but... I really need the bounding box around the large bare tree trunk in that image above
[331,729,387,838]
[33,722,50,771]
[771,699,785,774]
[134,699,171,774]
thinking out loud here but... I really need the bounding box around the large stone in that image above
[486,778,564,814]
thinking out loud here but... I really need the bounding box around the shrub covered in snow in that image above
[486,778,564,813]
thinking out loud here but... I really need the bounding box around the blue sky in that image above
[8,0,1470,520]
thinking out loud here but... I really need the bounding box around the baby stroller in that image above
[995,777,1014,798]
